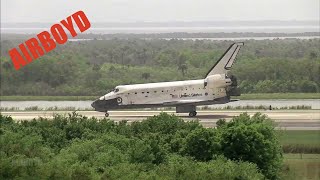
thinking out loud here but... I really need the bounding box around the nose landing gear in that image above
[105,112,109,117]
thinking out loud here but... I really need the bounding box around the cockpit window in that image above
[107,88,120,93]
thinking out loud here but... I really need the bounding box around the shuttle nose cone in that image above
[91,99,103,109]
[91,101,97,109]
[91,98,118,112]
[91,99,109,111]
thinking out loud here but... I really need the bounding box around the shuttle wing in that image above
[163,99,239,105]
[163,99,205,105]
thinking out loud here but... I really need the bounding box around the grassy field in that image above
[283,154,320,180]
[0,93,319,101]
[0,96,97,101]
[280,130,320,154]
[236,93,320,100]
[283,138,320,180]
[280,130,320,146]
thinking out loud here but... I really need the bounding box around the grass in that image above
[280,130,320,146]
[284,154,320,159]
[0,96,97,101]
[0,106,95,111]
[0,93,319,101]
[283,154,320,180]
[235,93,320,100]
[200,105,312,110]
[280,131,320,154]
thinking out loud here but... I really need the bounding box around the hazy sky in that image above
[1,0,319,23]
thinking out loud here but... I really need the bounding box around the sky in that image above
[1,0,319,23]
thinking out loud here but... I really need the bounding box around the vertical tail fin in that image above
[205,42,244,77]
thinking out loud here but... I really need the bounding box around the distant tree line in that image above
[1,32,318,40]
[0,112,283,179]
[1,38,319,96]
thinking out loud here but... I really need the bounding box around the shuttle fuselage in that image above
[92,42,243,117]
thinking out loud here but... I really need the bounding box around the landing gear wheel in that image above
[116,97,122,104]
[189,111,197,117]
[105,112,109,117]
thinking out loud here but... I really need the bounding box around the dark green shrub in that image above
[217,113,283,179]
[0,112,284,179]
[183,128,220,161]
[0,114,14,126]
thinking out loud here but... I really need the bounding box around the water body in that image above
[1,26,319,34]
[157,36,320,41]
[1,100,319,110]
[67,36,320,42]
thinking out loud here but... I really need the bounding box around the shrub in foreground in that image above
[0,112,283,179]
[217,113,283,179]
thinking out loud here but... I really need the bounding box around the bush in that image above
[0,114,14,125]
[217,113,283,179]
[155,155,264,180]
[0,112,285,179]
[183,128,220,161]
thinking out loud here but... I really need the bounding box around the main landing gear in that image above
[105,112,109,117]
[189,111,197,117]
[177,105,197,117]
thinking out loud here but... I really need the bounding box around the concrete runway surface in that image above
[1,110,319,130]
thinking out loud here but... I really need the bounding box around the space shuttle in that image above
[92,42,244,117]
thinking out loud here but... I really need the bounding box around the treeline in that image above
[1,38,319,96]
[0,112,283,179]
[2,32,318,40]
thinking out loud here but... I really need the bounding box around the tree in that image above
[178,63,188,77]
[120,45,130,66]
[141,72,150,80]
[1,38,319,95]
[299,80,319,92]
[129,139,155,164]
[217,113,283,179]
[183,128,219,161]
[177,53,188,76]
[1,112,285,179]
[309,51,317,59]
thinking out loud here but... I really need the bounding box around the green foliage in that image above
[281,155,320,180]
[183,128,220,161]
[0,114,14,126]
[280,130,320,146]
[0,112,284,179]
[237,93,320,100]
[153,155,265,180]
[1,39,319,96]
[217,113,283,179]
[280,130,320,154]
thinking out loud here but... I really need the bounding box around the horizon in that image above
[2,20,319,23]
[2,0,319,23]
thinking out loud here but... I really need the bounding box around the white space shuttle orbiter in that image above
[92,42,244,117]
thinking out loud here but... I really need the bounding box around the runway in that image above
[1,110,319,130]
